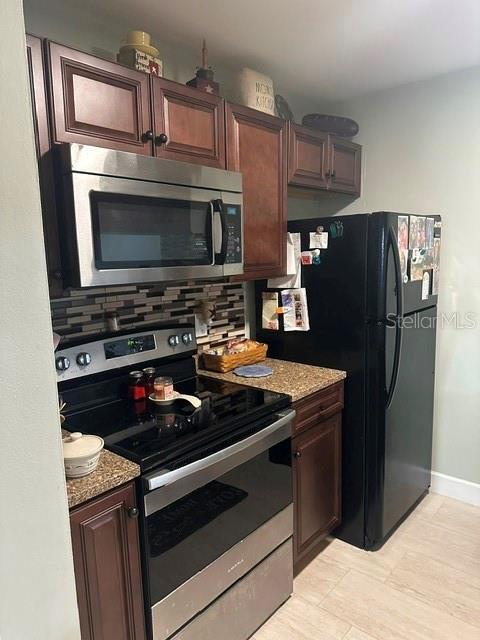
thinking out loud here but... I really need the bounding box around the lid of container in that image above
[63,432,104,459]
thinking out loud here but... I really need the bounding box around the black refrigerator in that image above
[255,212,441,550]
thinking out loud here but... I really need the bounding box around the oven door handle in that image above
[143,408,294,513]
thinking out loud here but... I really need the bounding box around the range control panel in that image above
[55,327,196,382]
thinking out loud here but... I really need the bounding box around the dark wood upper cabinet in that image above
[329,136,362,195]
[152,77,225,168]
[288,123,329,190]
[226,103,287,279]
[47,42,152,154]
[292,387,342,566]
[288,124,362,196]
[26,34,63,297]
[70,482,146,640]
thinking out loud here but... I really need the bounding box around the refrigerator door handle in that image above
[386,226,404,409]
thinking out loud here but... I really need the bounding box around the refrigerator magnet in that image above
[309,231,328,249]
[421,271,430,300]
[425,218,435,248]
[417,217,427,248]
[400,248,409,283]
[301,251,313,265]
[312,249,321,265]
[397,216,409,252]
[329,221,344,238]
[409,216,420,248]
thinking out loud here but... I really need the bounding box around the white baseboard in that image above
[431,471,480,507]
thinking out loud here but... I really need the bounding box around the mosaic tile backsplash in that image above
[51,279,245,351]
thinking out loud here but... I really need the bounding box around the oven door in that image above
[63,172,243,287]
[142,409,294,640]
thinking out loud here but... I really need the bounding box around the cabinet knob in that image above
[143,130,154,141]
[294,451,302,459]
[127,506,139,519]
[155,133,168,146]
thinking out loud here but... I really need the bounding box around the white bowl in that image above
[63,432,104,479]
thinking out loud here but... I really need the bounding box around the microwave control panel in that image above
[225,204,242,264]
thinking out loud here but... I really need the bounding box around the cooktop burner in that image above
[63,374,289,471]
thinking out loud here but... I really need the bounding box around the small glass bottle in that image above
[143,367,156,397]
[153,376,174,401]
[128,370,146,401]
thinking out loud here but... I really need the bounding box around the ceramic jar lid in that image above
[63,432,104,460]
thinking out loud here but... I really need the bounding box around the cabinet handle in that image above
[294,451,302,459]
[325,170,331,178]
[127,506,139,519]
[143,130,154,141]
[155,133,169,146]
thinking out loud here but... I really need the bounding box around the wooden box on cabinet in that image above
[292,383,343,566]
[152,77,225,168]
[288,123,361,196]
[47,42,153,154]
[226,102,287,279]
[69,482,146,640]
[26,34,63,297]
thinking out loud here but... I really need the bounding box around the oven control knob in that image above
[168,335,180,347]
[182,332,193,345]
[76,352,91,367]
[55,356,70,372]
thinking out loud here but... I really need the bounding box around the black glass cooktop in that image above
[63,374,290,472]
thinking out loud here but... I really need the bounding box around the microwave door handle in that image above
[212,199,228,265]
[208,200,216,265]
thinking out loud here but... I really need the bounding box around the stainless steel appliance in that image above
[58,327,294,640]
[57,144,243,287]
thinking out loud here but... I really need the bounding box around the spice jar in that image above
[143,367,156,396]
[153,376,174,401]
[129,370,146,401]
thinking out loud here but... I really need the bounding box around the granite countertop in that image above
[62,431,140,509]
[198,357,346,403]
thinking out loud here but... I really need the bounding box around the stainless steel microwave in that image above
[57,144,243,287]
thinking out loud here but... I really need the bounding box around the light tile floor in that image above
[253,493,480,640]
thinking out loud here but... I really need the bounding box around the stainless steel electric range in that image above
[57,326,295,640]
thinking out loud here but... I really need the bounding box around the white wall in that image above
[289,67,480,486]
[0,1,80,638]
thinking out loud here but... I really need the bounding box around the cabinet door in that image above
[152,78,225,168]
[328,136,361,195]
[288,123,328,189]
[47,42,152,154]
[226,103,287,279]
[26,35,63,297]
[293,413,342,563]
[70,483,146,640]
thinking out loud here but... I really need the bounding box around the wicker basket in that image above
[201,342,268,373]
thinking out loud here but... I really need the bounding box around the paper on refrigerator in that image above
[261,291,279,330]
[267,233,301,288]
[281,288,310,332]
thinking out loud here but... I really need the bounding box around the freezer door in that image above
[370,212,441,317]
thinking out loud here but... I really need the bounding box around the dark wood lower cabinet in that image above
[292,385,343,566]
[70,482,146,640]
